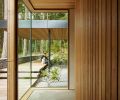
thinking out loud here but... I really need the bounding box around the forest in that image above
[0,0,68,66]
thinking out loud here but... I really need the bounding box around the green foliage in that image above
[50,67,60,81]
[18,0,25,13]
[40,69,48,78]
[54,13,68,20]
[39,67,60,81]
[51,52,68,65]
[17,0,68,58]
[51,40,61,53]
[0,0,4,19]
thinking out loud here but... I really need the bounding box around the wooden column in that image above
[7,0,18,100]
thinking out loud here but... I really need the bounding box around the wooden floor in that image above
[0,79,7,100]
[21,88,75,100]
[0,60,45,100]
[29,90,75,100]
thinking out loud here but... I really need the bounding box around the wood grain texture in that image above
[18,28,68,40]
[118,0,120,100]
[75,0,118,100]
[118,0,120,99]
[8,0,18,100]
[6,0,119,99]
[23,0,75,12]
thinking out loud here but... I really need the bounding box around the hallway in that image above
[1,0,119,99]
[22,89,75,100]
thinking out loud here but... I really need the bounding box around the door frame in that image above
[8,0,75,100]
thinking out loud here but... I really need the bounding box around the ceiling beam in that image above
[23,0,75,12]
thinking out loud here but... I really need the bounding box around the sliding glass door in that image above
[18,0,32,99]
[0,0,8,100]
[31,12,68,88]
[17,0,69,99]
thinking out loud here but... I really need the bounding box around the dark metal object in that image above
[48,29,51,72]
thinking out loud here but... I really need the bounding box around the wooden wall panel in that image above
[69,9,75,89]
[111,0,117,99]
[75,0,118,100]
[118,0,120,99]
[106,0,111,100]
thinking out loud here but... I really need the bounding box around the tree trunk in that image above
[1,0,8,58]
[1,31,7,58]
[22,7,29,56]
[23,39,27,56]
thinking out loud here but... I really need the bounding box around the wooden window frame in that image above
[7,0,75,99]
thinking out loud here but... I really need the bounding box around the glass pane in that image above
[31,12,68,88]
[17,0,32,99]
[0,0,8,100]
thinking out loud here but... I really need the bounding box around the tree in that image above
[18,2,30,56]
[1,0,8,58]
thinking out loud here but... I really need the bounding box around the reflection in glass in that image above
[17,1,68,98]
[18,0,32,99]
[0,0,8,100]
[31,13,68,88]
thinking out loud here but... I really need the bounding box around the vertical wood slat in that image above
[75,0,118,100]
[83,0,87,99]
[90,0,93,99]
[111,0,117,99]
[95,0,99,99]
[7,0,18,100]
[87,0,91,99]
[69,9,75,89]
[98,0,102,99]
[106,0,111,100]
[118,0,120,99]
[92,0,96,99]
[75,0,83,99]
[101,0,106,100]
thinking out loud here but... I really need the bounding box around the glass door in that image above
[17,0,32,99]
[0,0,8,100]
[17,0,69,98]
[31,12,69,88]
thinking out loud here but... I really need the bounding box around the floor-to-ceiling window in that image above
[31,12,68,88]
[0,0,8,100]
[18,0,32,99]
[17,0,69,99]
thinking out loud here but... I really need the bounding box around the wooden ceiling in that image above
[23,0,75,12]
[18,28,68,40]
[20,0,70,40]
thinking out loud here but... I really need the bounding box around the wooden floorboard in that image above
[0,79,7,100]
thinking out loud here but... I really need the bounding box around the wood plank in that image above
[23,0,75,12]
[98,0,102,99]
[8,0,18,100]
[75,0,83,99]
[101,0,106,99]
[18,28,68,40]
[69,9,75,89]
[95,0,99,99]
[111,0,117,99]
[90,0,93,99]
[105,0,111,99]
[118,0,120,99]
[75,0,118,100]
[92,0,96,99]
[30,0,75,3]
